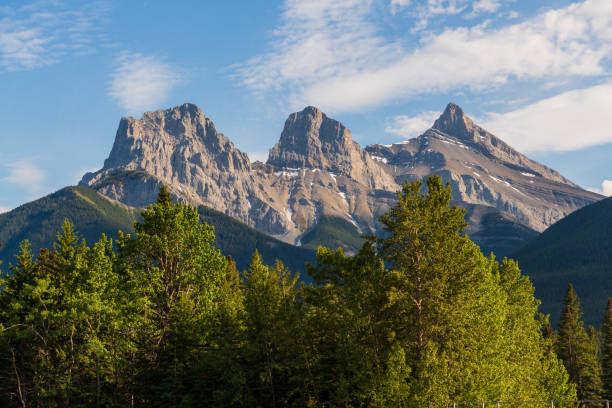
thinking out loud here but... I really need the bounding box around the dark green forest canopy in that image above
[514,195,612,326]
[0,177,577,407]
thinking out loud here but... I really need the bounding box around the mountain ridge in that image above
[79,102,601,257]
[514,195,612,326]
[0,186,316,273]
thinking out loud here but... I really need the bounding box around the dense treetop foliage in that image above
[0,177,578,407]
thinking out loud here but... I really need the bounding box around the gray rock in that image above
[80,102,602,250]
[366,103,601,232]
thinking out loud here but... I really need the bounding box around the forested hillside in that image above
[0,180,580,407]
[514,195,612,325]
[0,186,315,273]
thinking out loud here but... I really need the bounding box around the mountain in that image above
[0,187,138,267]
[79,102,601,258]
[365,103,600,232]
[0,186,315,273]
[80,103,398,248]
[514,195,612,326]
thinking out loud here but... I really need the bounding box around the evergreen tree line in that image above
[0,178,579,407]
[549,283,612,404]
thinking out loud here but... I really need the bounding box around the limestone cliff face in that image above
[365,103,601,232]
[267,106,396,191]
[81,104,255,222]
[80,102,601,249]
[80,104,398,244]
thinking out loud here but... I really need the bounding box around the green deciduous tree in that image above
[305,243,411,407]
[0,181,577,407]
[305,175,575,406]
[241,252,304,406]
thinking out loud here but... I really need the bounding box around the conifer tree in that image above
[601,299,612,399]
[117,185,228,406]
[242,251,303,407]
[305,243,411,406]
[371,176,509,404]
[558,284,603,400]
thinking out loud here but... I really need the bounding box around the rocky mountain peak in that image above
[266,106,397,190]
[432,102,477,141]
[267,106,353,170]
[98,103,246,170]
[80,103,252,201]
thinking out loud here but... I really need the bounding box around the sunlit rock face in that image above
[81,102,601,253]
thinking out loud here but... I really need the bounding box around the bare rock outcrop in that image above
[80,102,602,251]
[366,103,601,232]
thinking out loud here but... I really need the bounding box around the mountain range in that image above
[78,102,600,257]
[0,102,607,323]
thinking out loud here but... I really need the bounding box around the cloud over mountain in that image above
[237,0,612,113]
[108,52,183,114]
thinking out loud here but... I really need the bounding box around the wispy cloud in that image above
[0,205,10,214]
[108,52,183,114]
[407,0,470,30]
[588,180,612,196]
[482,81,612,152]
[471,0,502,14]
[385,111,440,139]
[236,0,612,113]
[235,0,397,108]
[3,160,47,194]
[0,1,110,72]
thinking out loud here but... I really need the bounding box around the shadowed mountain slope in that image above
[0,186,315,273]
[514,195,612,326]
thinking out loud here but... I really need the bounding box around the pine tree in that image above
[601,299,612,399]
[371,176,509,404]
[117,186,228,406]
[305,243,411,406]
[557,284,603,400]
[242,252,302,407]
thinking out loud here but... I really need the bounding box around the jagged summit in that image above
[365,102,601,231]
[267,106,352,170]
[139,102,202,119]
[432,102,476,141]
[80,102,601,251]
[80,103,252,208]
[267,106,397,190]
[96,103,248,172]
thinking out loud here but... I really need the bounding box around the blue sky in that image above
[1,0,612,212]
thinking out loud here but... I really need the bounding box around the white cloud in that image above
[237,0,612,113]
[3,161,46,193]
[237,0,392,95]
[385,111,440,139]
[411,0,470,30]
[109,52,183,114]
[472,0,502,14]
[588,180,612,196]
[482,81,612,152]
[0,1,110,72]
[0,28,53,70]
[0,205,10,214]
